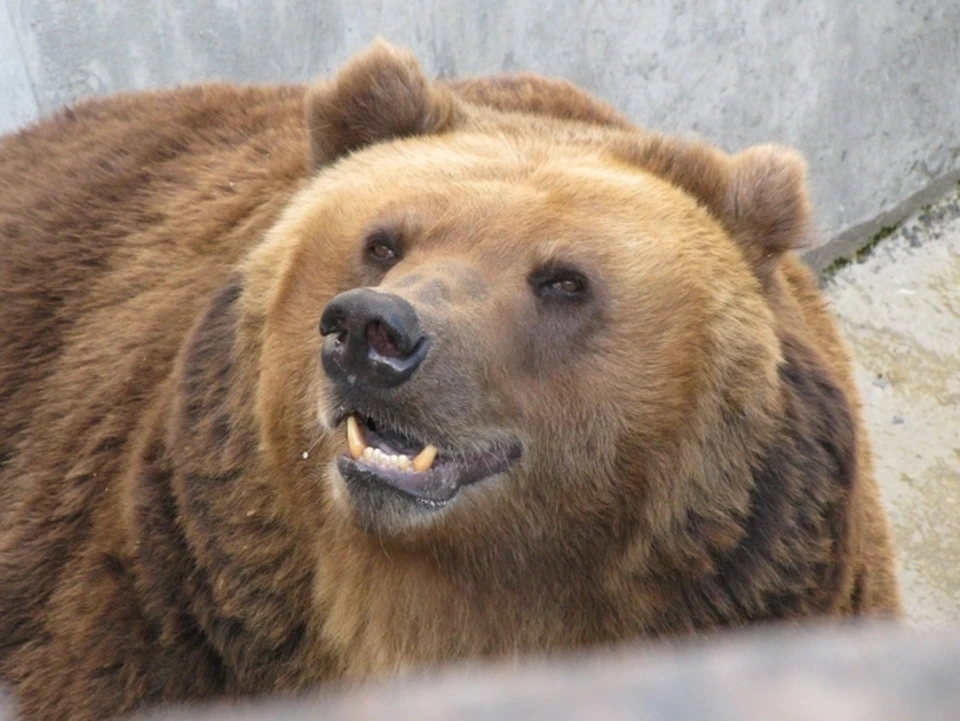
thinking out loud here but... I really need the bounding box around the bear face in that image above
[253,131,781,545]
[0,40,900,721]
[229,43,801,559]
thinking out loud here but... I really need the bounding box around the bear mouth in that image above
[336,414,522,507]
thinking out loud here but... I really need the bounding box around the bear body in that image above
[0,42,899,720]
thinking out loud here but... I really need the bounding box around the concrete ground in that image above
[824,187,960,628]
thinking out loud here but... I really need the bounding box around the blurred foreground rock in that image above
[114,624,959,721]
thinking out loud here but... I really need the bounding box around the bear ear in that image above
[306,39,461,169]
[721,144,813,277]
[616,137,812,278]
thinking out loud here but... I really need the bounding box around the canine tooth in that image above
[412,445,438,472]
[346,416,366,460]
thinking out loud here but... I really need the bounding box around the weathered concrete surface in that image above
[0,1,38,133]
[2,0,960,264]
[825,188,960,628]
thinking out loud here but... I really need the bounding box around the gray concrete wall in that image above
[2,1,958,264]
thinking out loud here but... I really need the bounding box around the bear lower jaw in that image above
[337,428,522,509]
[334,412,522,506]
[336,439,523,507]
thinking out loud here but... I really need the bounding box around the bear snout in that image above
[320,288,430,389]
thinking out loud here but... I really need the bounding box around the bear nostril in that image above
[366,321,400,358]
[319,311,345,337]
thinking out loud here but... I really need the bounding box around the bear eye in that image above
[548,277,585,295]
[365,229,402,266]
[531,266,590,302]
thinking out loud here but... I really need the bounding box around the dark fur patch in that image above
[650,333,857,630]
[149,276,319,690]
[179,278,243,432]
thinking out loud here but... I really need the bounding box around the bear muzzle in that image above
[319,286,522,514]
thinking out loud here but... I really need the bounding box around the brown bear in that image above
[0,40,900,721]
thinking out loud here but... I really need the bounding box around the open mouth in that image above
[337,414,522,507]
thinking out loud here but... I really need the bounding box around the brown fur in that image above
[0,40,899,720]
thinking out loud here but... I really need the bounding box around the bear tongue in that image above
[346,415,438,472]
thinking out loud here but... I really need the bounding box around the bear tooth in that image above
[346,416,366,460]
[412,445,438,472]
[362,446,373,461]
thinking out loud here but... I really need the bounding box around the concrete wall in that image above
[2,0,958,264]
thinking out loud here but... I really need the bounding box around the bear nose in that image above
[319,288,429,389]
